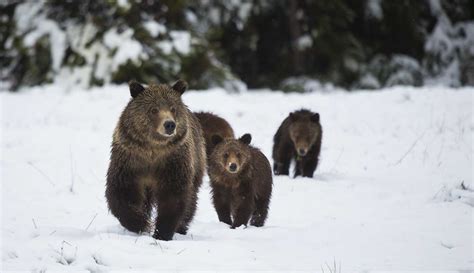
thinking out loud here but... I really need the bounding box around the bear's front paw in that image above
[250,218,264,227]
[152,230,173,241]
[175,226,188,235]
[273,164,289,176]
[218,217,232,226]
[230,223,247,229]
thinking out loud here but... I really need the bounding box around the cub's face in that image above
[125,80,189,144]
[211,134,252,175]
[289,112,320,157]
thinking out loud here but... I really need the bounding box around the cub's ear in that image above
[311,113,320,123]
[171,79,188,95]
[211,135,224,146]
[239,133,252,145]
[129,80,145,98]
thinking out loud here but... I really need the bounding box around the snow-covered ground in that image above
[1,85,472,272]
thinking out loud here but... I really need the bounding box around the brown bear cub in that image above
[209,134,272,228]
[194,112,235,160]
[105,80,206,241]
[272,109,322,178]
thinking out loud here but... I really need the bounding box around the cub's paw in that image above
[175,226,188,235]
[152,230,173,241]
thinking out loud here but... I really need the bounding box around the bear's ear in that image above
[129,81,145,98]
[289,112,296,121]
[311,113,320,123]
[211,135,224,146]
[171,79,188,95]
[239,133,252,145]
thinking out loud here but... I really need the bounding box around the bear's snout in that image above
[297,148,308,156]
[163,120,176,135]
[228,162,238,173]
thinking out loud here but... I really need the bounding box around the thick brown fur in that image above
[208,134,272,228]
[272,109,322,178]
[194,112,235,160]
[105,80,206,241]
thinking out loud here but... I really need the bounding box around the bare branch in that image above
[27,161,55,186]
[85,213,98,231]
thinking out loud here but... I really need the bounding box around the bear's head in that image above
[211,134,252,175]
[288,110,321,157]
[121,80,189,146]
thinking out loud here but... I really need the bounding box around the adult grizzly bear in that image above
[209,134,272,228]
[272,109,322,178]
[194,112,234,159]
[105,80,206,241]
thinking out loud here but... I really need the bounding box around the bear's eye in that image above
[223,153,229,159]
[236,152,241,158]
[170,107,176,114]
[151,108,159,114]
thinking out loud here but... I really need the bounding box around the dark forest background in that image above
[1,0,473,91]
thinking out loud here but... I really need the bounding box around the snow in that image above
[428,0,443,16]
[385,54,421,86]
[423,0,474,87]
[1,85,473,271]
[297,35,313,50]
[156,31,192,56]
[358,74,381,89]
[366,0,383,20]
[237,2,253,23]
[170,31,192,55]
[143,20,167,38]
[104,28,146,72]
[15,1,67,73]
[116,0,131,10]
[13,1,43,34]
[281,77,338,93]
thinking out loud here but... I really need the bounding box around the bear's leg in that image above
[153,190,187,241]
[176,187,198,235]
[273,146,292,176]
[294,159,303,178]
[250,197,270,227]
[231,191,254,229]
[106,182,151,234]
[302,156,318,178]
[212,184,232,225]
[153,156,195,241]
[273,162,290,176]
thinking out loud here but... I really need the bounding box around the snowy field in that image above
[1,85,473,272]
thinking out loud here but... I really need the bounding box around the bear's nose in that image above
[298,148,307,156]
[229,163,237,172]
[163,121,176,135]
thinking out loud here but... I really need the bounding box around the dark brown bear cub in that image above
[105,80,206,241]
[209,134,272,228]
[272,109,322,178]
[194,112,234,160]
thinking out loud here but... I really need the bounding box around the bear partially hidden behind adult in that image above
[194,112,235,160]
[272,109,322,178]
[105,80,206,241]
